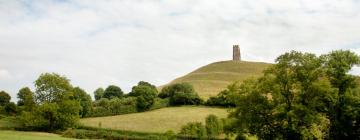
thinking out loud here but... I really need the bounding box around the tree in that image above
[4,102,17,115]
[229,51,331,139]
[94,87,104,100]
[159,83,195,98]
[19,73,81,131]
[34,73,73,103]
[129,81,158,97]
[0,91,11,106]
[17,87,36,111]
[158,83,202,105]
[72,87,92,117]
[103,85,123,99]
[129,81,158,111]
[321,50,360,139]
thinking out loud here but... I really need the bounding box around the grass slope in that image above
[165,60,271,99]
[80,106,228,133]
[0,131,75,140]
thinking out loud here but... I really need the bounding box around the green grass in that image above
[0,131,75,140]
[163,60,271,99]
[80,106,229,133]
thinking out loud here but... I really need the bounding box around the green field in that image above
[164,60,271,99]
[80,106,229,133]
[0,131,75,140]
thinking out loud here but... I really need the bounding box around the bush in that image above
[159,83,195,99]
[179,122,207,139]
[170,92,203,106]
[205,114,223,138]
[205,84,238,107]
[89,97,137,117]
[150,98,170,110]
[159,83,203,106]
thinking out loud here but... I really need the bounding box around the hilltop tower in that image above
[233,45,241,61]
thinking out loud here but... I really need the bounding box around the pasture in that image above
[80,106,229,133]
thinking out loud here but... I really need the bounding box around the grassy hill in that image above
[80,106,228,133]
[164,60,271,99]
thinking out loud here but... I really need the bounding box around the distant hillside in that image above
[163,60,272,99]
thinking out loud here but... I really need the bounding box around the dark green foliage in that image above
[227,50,360,139]
[169,92,203,105]
[94,87,104,100]
[72,87,92,117]
[17,87,35,111]
[159,83,195,98]
[160,83,203,106]
[19,100,81,131]
[206,83,239,107]
[0,91,11,106]
[103,85,123,99]
[321,50,360,139]
[129,81,158,111]
[90,97,138,117]
[18,73,81,131]
[179,122,207,139]
[205,114,223,138]
[4,102,17,115]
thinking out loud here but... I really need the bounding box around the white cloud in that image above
[0,0,360,101]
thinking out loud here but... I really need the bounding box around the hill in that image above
[163,60,272,99]
[80,106,228,133]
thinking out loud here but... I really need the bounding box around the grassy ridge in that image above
[80,106,229,133]
[165,60,271,99]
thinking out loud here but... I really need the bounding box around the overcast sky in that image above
[1,0,360,101]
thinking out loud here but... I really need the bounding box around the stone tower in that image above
[233,45,241,61]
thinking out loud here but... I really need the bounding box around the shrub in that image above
[159,83,195,98]
[159,83,203,106]
[205,83,239,107]
[170,92,203,106]
[205,114,223,138]
[150,98,170,110]
[4,102,17,115]
[89,97,137,117]
[179,122,207,139]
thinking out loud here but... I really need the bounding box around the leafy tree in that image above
[4,102,17,115]
[129,81,158,97]
[321,50,360,139]
[229,51,332,139]
[72,87,92,117]
[0,91,11,106]
[103,85,123,99]
[17,87,36,111]
[129,81,158,111]
[159,83,195,98]
[159,83,202,105]
[94,87,104,100]
[19,73,81,131]
[34,73,73,103]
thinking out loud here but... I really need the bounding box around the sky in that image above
[1,0,360,101]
